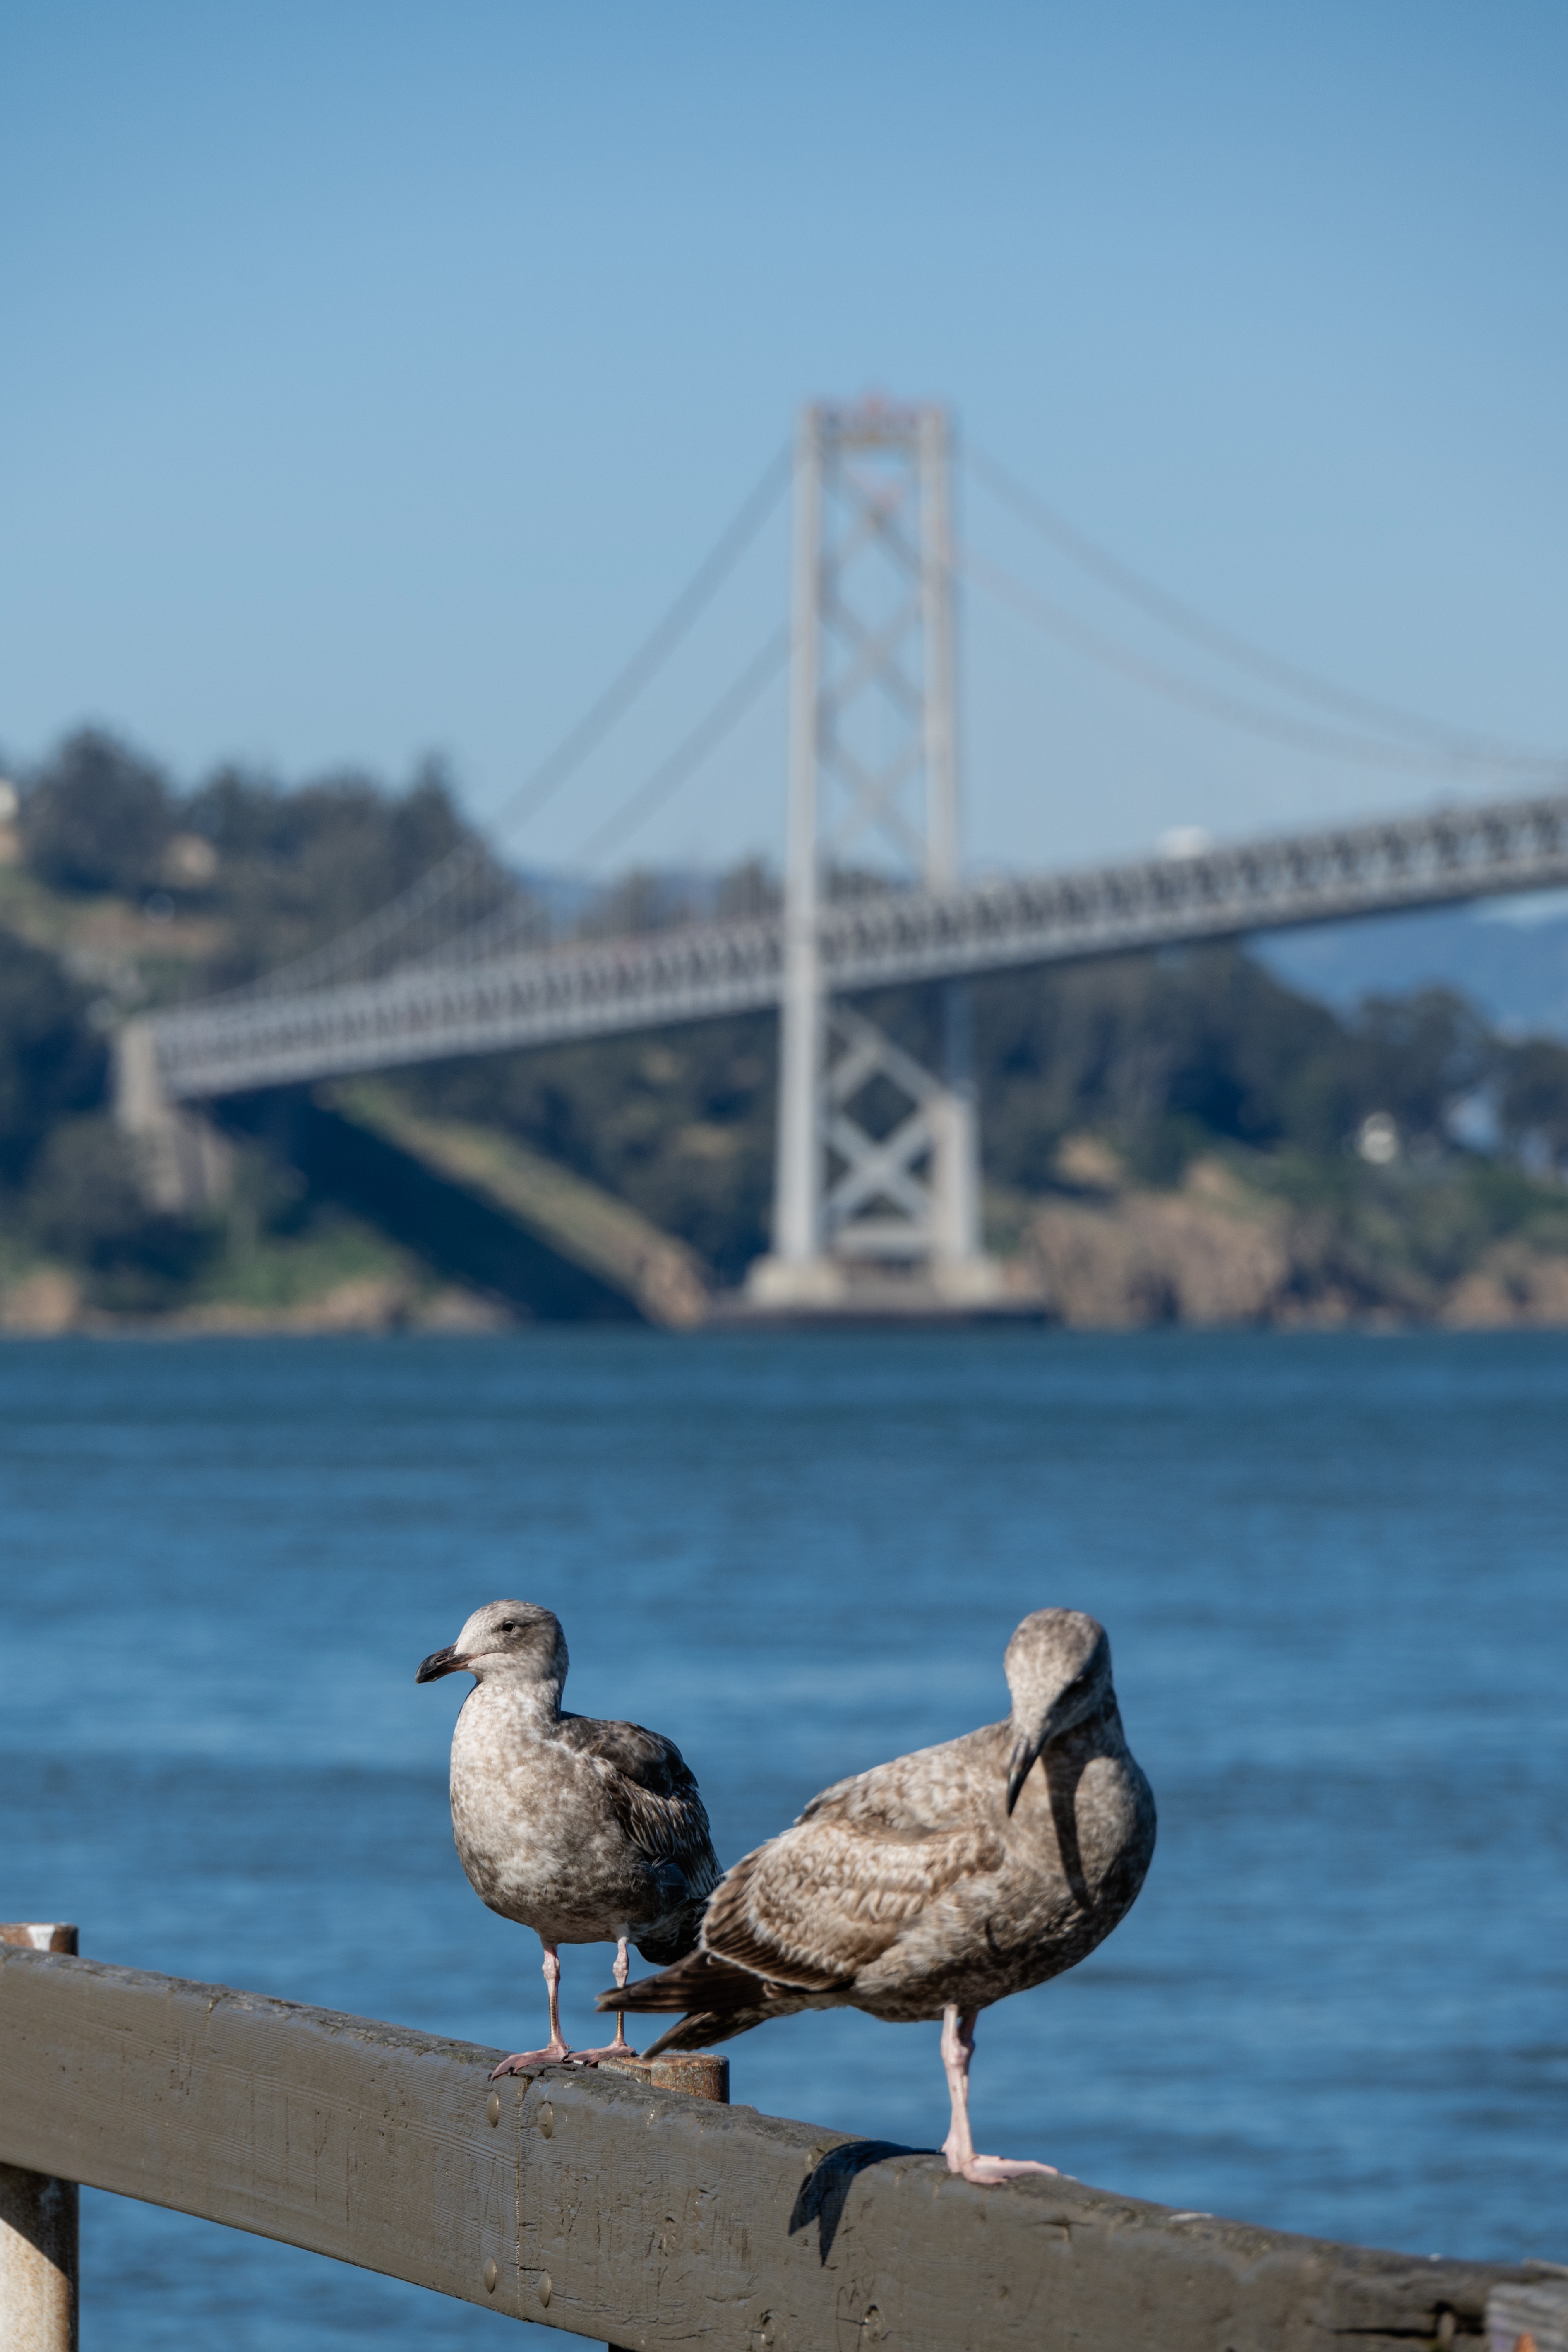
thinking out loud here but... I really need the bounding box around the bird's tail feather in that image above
[641,2005,785,2057]
[601,1946,756,2018]
[602,1947,832,2052]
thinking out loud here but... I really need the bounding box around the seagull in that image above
[601,1608,1155,2183]
[417,1599,720,2076]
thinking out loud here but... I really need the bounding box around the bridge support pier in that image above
[113,1020,232,1216]
[747,398,1001,1313]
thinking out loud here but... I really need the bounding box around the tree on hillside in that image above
[1345,989,1492,1152]
[974,954,1498,1180]
[974,947,1358,1180]
[0,931,107,1186]
[1498,1037,1568,1172]
[183,757,510,985]
[24,1116,213,1305]
[14,730,511,991]
[22,730,174,897]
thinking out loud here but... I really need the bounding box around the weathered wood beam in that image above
[0,1948,1544,2351]
[0,1927,79,2352]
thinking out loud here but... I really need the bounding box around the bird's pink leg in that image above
[939,2005,1058,2186]
[569,1938,641,2062]
[489,1941,577,2078]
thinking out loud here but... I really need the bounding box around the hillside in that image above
[4,726,1568,1331]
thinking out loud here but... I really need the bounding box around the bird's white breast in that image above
[447,1684,658,1944]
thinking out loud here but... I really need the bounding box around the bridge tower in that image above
[747,399,1001,1309]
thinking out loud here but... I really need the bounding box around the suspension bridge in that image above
[119,399,1568,1311]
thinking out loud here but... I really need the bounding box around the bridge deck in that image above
[145,790,1568,1100]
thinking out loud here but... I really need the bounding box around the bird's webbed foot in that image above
[943,2140,1060,2185]
[489,2042,576,2078]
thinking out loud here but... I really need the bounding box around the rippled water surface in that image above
[2,1329,1566,2348]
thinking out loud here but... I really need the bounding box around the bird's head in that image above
[415,1600,568,1695]
[1002,1609,1112,1815]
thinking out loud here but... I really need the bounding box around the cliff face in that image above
[1008,1145,1568,1329]
[1019,1164,1299,1327]
[1443,1244,1568,1328]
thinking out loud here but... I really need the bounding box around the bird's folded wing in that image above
[559,1715,720,1892]
[704,1747,1006,1989]
[797,1724,1008,1833]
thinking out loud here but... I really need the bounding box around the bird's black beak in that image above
[1005,1732,1043,1815]
[415,1644,467,1684]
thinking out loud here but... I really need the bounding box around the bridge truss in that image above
[143,783,1568,1103]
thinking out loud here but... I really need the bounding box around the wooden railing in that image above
[1,1934,1562,2352]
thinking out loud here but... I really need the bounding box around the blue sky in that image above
[3,1,1565,874]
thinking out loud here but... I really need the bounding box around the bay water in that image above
[2,1329,1565,2347]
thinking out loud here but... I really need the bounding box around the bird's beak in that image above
[1006,1679,1091,1812]
[1005,1731,1043,1815]
[415,1644,468,1684]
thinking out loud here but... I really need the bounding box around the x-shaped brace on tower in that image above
[747,399,1001,1308]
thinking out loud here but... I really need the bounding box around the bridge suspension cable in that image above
[967,444,1565,778]
[409,624,791,969]
[962,544,1568,782]
[238,442,791,999]
[565,626,789,876]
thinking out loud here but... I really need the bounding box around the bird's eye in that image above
[498,1621,517,1633]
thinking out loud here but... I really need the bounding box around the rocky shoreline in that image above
[0,1266,514,1338]
[7,1153,1568,1337]
[1004,1151,1568,1330]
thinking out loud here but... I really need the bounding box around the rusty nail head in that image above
[538,2272,553,2309]
[486,2091,501,2127]
[483,2258,498,2295]
[539,2100,553,2138]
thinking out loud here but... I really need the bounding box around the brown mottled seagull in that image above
[417,1599,720,2075]
[602,1608,1155,2183]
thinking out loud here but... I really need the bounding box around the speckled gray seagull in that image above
[418,1600,720,2075]
[603,1608,1155,2183]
